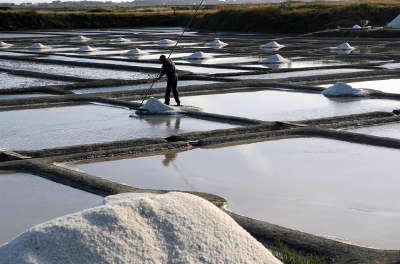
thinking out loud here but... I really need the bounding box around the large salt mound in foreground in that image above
[322,82,367,97]
[0,192,282,264]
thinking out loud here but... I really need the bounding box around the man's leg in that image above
[164,80,172,105]
[171,78,180,106]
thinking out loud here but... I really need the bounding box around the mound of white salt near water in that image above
[260,54,290,64]
[260,41,284,49]
[71,35,91,42]
[352,24,362,29]
[139,97,174,113]
[205,38,228,47]
[27,43,50,49]
[0,41,13,48]
[77,45,97,52]
[334,42,355,50]
[184,51,213,60]
[125,48,148,56]
[322,82,367,97]
[0,192,282,264]
[158,39,176,45]
[110,37,130,43]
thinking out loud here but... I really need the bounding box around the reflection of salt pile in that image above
[0,41,13,48]
[71,35,91,42]
[322,82,367,97]
[260,54,290,64]
[125,48,148,56]
[158,39,176,46]
[110,37,130,43]
[77,45,97,52]
[137,97,174,114]
[184,51,213,60]
[0,192,282,264]
[334,42,355,50]
[27,43,51,49]
[260,41,284,49]
[205,38,228,47]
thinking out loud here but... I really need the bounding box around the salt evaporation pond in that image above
[245,60,345,69]
[0,33,58,39]
[74,138,400,249]
[225,68,370,80]
[73,80,219,94]
[0,104,234,150]
[0,173,101,245]
[180,90,400,121]
[0,59,150,80]
[0,51,38,57]
[176,57,259,65]
[0,72,70,89]
[351,123,400,139]
[321,79,400,94]
[0,93,54,100]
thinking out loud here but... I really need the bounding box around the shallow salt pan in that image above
[351,123,400,139]
[180,90,400,121]
[75,138,400,249]
[320,79,400,94]
[0,173,101,245]
[0,105,235,150]
[0,72,71,89]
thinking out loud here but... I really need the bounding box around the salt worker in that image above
[157,54,180,106]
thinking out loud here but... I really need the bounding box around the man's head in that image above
[159,55,167,62]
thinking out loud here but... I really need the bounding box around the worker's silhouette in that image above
[162,152,177,167]
[157,55,180,106]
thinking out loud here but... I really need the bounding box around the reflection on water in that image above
[76,138,400,249]
[0,173,101,245]
[180,90,400,121]
[0,105,234,150]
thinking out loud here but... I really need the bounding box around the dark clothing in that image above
[161,59,180,105]
[161,59,178,80]
[165,77,179,105]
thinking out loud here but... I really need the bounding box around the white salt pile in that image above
[0,192,282,264]
[260,41,284,49]
[386,14,400,28]
[26,43,50,49]
[158,39,177,46]
[0,41,13,48]
[334,42,355,50]
[125,48,148,56]
[184,51,213,60]
[205,38,228,47]
[138,97,174,114]
[322,82,367,97]
[110,37,130,43]
[260,54,290,64]
[352,24,362,29]
[71,35,91,42]
[77,45,97,52]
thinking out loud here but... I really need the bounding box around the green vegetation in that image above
[271,241,327,264]
[1,0,400,35]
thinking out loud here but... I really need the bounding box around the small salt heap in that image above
[335,42,355,50]
[352,24,362,29]
[158,39,177,46]
[322,82,367,97]
[0,192,282,264]
[0,41,13,48]
[260,54,290,64]
[110,37,130,43]
[125,48,148,56]
[184,51,213,60]
[136,97,174,114]
[71,35,91,42]
[77,45,97,52]
[260,41,285,49]
[26,43,51,50]
[205,38,228,47]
